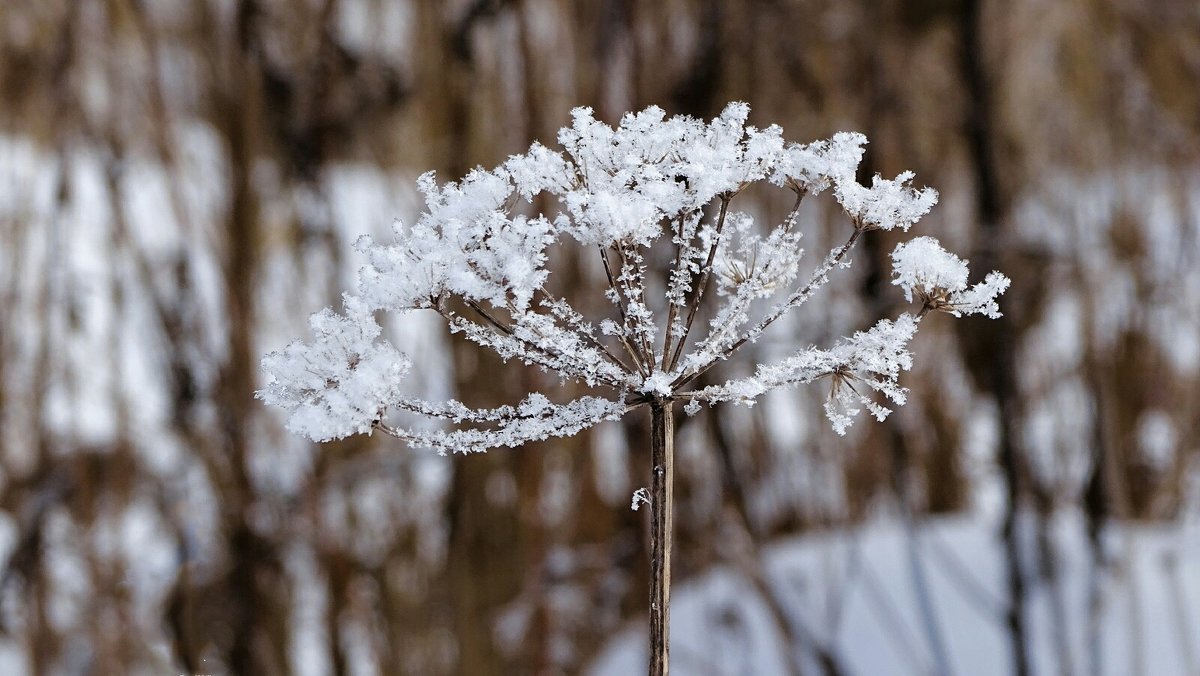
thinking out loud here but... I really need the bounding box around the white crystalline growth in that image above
[547,102,788,246]
[948,271,1011,319]
[631,487,651,511]
[386,393,626,455]
[259,101,1009,454]
[891,236,970,301]
[640,372,675,397]
[695,314,920,435]
[891,236,1011,318]
[257,297,411,442]
[821,314,919,435]
[772,131,868,195]
[354,168,554,314]
[836,170,938,231]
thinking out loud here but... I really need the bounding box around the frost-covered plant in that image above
[258,103,1008,675]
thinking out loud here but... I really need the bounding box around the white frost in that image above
[261,102,1008,449]
[258,297,411,442]
[891,237,1011,318]
[631,488,651,511]
[836,171,938,232]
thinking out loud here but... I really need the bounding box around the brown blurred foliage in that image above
[0,0,1198,674]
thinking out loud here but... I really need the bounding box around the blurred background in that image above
[1,0,1199,674]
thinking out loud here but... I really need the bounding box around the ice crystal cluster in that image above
[258,103,1009,449]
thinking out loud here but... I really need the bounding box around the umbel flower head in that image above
[891,236,1011,318]
[258,103,1009,448]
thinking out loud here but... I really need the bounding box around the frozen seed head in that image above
[261,101,1009,449]
[891,236,1010,318]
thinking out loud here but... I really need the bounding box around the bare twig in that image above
[902,512,954,676]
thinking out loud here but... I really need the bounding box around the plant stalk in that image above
[648,400,675,676]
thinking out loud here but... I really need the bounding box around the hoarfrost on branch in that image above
[258,103,1009,451]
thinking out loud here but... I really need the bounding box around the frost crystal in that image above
[695,314,919,434]
[631,488,651,511]
[891,236,970,301]
[837,171,938,231]
[257,297,410,442]
[260,102,1008,450]
[891,237,1011,318]
[641,372,674,397]
[772,131,868,195]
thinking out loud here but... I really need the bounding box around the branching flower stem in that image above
[445,302,628,389]
[668,195,732,372]
[673,226,863,391]
[534,286,638,376]
[600,245,651,377]
[617,241,657,362]
[660,213,691,371]
[259,103,1008,676]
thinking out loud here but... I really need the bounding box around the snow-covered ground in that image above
[589,510,1200,676]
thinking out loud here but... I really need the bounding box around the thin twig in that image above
[708,409,844,675]
[617,242,657,364]
[674,227,862,390]
[660,213,690,371]
[925,528,1005,621]
[600,246,650,376]
[902,512,954,676]
[668,196,731,372]
[859,557,934,674]
[534,286,636,377]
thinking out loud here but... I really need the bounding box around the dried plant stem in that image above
[660,214,689,370]
[617,242,656,361]
[648,400,675,676]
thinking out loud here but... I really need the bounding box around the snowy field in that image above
[590,510,1200,676]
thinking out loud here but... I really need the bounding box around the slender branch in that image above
[674,227,863,390]
[441,302,625,388]
[373,395,641,455]
[660,213,692,370]
[679,197,806,373]
[448,304,557,376]
[464,298,514,335]
[599,338,637,378]
[668,196,731,372]
[600,245,650,376]
[709,410,843,675]
[903,510,954,676]
[859,556,935,673]
[781,192,805,232]
[618,242,657,364]
[924,528,1005,621]
[534,286,637,376]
